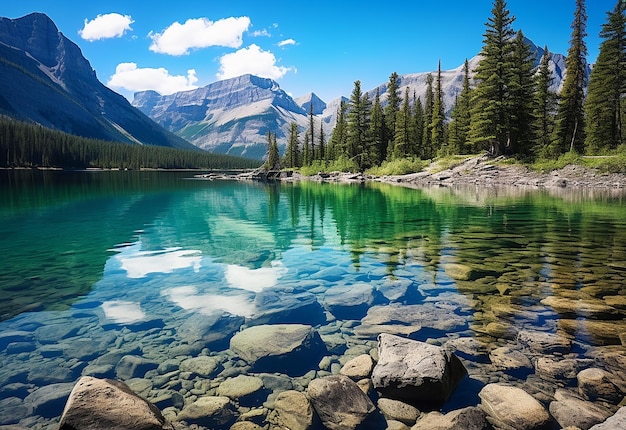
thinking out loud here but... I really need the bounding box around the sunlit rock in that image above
[307,375,376,430]
[550,391,613,430]
[517,330,573,354]
[58,377,174,430]
[376,398,420,425]
[273,390,316,430]
[229,324,327,376]
[541,296,621,319]
[340,354,374,381]
[371,333,467,405]
[479,384,550,430]
[589,406,626,429]
[577,368,624,404]
[412,406,487,430]
[176,396,237,428]
[179,356,221,378]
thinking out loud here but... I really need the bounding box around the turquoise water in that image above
[0,170,625,427]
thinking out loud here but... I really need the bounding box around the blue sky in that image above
[2,1,614,102]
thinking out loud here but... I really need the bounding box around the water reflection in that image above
[115,244,202,279]
[225,261,287,292]
[101,300,146,323]
[163,285,255,318]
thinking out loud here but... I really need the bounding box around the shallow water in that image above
[0,170,625,427]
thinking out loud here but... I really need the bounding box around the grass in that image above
[530,149,626,174]
[366,158,429,176]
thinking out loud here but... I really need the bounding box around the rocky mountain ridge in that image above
[0,13,195,150]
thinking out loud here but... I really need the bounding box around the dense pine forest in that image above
[278,0,626,174]
[0,117,260,170]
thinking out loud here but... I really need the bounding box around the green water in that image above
[0,170,625,426]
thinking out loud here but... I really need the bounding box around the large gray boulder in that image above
[549,395,613,430]
[58,376,174,430]
[412,406,488,430]
[307,375,376,430]
[589,406,626,429]
[273,390,317,430]
[371,333,467,404]
[229,324,327,375]
[479,384,550,430]
[322,283,377,320]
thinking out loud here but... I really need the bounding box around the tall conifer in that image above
[554,0,588,154]
[509,30,537,157]
[533,46,558,157]
[384,72,401,156]
[448,59,473,154]
[369,88,386,164]
[431,61,446,153]
[469,0,516,155]
[422,73,434,158]
[585,0,625,153]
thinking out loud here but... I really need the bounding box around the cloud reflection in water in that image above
[115,243,202,278]
[101,300,146,323]
[225,261,287,293]
[163,285,256,317]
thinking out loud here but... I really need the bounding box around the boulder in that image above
[412,406,487,430]
[251,288,326,326]
[229,324,327,376]
[176,396,237,428]
[115,355,159,380]
[371,333,467,405]
[24,382,74,418]
[179,356,221,378]
[376,398,420,425]
[307,375,376,430]
[577,368,623,404]
[589,406,626,429]
[340,354,374,380]
[177,312,244,350]
[273,390,317,430]
[217,375,266,406]
[517,330,572,354]
[489,346,532,372]
[58,376,173,430]
[549,396,613,430]
[322,283,377,320]
[479,384,550,430]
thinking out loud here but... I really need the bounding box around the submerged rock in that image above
[58,376,174,430]
[371,333,467,405]
[307,375,376,430]
[322,283,378,320]
[229,324,327,376]
[273,390,316,430]
[479,384,550,430]
[549,394,613,430]
[176,396,237,428]
[412,406,487,430]
[577,368,624,404]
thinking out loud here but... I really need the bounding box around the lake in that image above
[0,170,625,428]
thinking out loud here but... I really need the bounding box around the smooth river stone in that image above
[479,384,550,430]
[541,296,620,319]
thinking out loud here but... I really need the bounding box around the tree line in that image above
[275,0,625,172]
[0,117,261,170]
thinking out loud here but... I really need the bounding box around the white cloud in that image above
[107,63,199,95]
[217,44,293,81]
[79,13,134,41]
[278,38,296,47]
[252,29,271,37]
[149,16,251,55]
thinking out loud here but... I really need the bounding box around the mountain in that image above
[133,74,314,159]
[0,13,195,150]
[135,38,579,160]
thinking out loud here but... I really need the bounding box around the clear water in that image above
[0,170,625,427]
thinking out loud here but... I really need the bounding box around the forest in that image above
[0,116,261,170]
[274,0,626,174]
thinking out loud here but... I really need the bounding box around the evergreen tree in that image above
[393,87,412,159]
[431,61,446,154]
[533,46,559,157]
[265,131,280,170]
[308,104,316,160]
[448,59,473,154]
[303,132,311,166]
[384,72,401,158]
[412,94,425,157]
[369,88,386,164]
[554,0,588,154]
[284,122,300,168]
[346,80,370,170]
[585,0,625,153]
[318,121,326,161]
[509,30,537,157]
[469,0,516,155]
[328,100,348,160]
[422,73,434,158]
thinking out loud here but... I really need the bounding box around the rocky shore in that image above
[277,155,626,191]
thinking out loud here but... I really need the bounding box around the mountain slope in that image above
[133,74,311,159]
[0,13,195,150]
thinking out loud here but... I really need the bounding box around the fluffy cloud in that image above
[217,44,293,81]
[107,63,198,95]
[149,16,251,55]
[79,13,134,41]
[278,38,296,47]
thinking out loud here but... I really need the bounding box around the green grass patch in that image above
[366,157,429,176]
[531,150,626,174]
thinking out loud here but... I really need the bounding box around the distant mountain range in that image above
[0,13,195,150]
[0,13,586,160]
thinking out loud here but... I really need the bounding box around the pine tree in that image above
[448,59,473,154]
[585,0,625,153]
[384,72,401,158]
[509,30,537,157]
[422,73,434,158]
[554,0,588,154]
[469,0,516,155]
[308,104,316,160]
[393,87,412,159]
[431,61,446,154]
[265,131,280,170]
[303,132,311,166]
[369,88,386,164]
[318,121,326,162]
[328,100,347,161]
[346,80,370,170]
[412,93,425,157]
[533,46,558,157]
[284,122,300,168]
